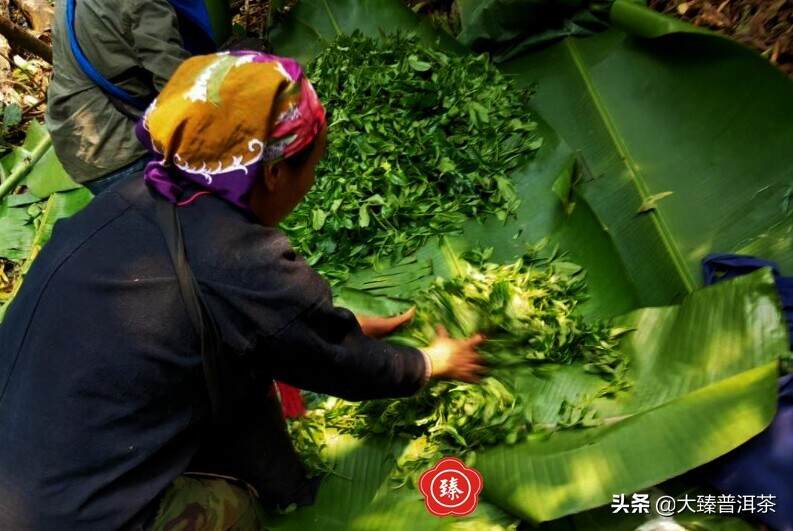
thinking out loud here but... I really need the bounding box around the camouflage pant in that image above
[150,476,268,531]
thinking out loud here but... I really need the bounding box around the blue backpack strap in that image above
[168,0,216,54]
[66,0,151,110]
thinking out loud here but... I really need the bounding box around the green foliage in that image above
[457,0,613,62]
[24,148,81,198]
[2,104,22,128]
[1,103,23,148]
[0,188,92,318]
[290,251,627,483]
[268,0,792,526]
[282,32,542,282]
[391,251,627,378]
[0,121,89,317]
[0,202,35,261]
[505,0,793,304]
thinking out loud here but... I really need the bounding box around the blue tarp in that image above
[701,254,792,531]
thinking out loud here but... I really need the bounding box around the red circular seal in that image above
[419,457,483,516]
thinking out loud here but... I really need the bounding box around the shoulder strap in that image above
[66,0,153,111]
[168,0,222,53]
[154,199,225,422]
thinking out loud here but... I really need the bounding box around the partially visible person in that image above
[46,0,229,194]
[0,51,486,530]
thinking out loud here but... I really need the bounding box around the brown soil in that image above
[649,0,793,76]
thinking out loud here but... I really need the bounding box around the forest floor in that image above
[405,0,793,77]
[649,0,793,76]
[0,0,50,149]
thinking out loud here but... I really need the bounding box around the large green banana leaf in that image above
[456,0,613,61]
[265,432,519,530]
[269,0,791,525]
[314,239,786,524]
[475,269,783,522]
[272,0,641,319]
[275,246,785,526]
[500,0,793,308]
[0,120,82,203]
[269,0,465,64]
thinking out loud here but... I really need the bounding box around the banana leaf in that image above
[265,433,519,530]
[274,255,784,527]
[313,242,785,524]
[0,121,90,319]
[0,122,59,261]
[268,0,791,524]
[269,0,464,65]
[0,123,48,201]
[0,203,35,261]
[23,147,81,198]
[456,0,614,61]
[475,269,784,522]
[499,0,793,308]
[0,120,81,201]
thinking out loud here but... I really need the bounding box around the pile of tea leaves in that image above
[288,251,631,483]
[282,32,542,283]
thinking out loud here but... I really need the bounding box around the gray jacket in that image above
[46,0,189,182]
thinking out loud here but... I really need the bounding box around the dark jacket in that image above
[0,176,426,530]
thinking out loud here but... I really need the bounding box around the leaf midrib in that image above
[563,37,696,293]
[320,0,342,35]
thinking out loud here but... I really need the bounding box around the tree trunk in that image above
[0,13,51,63]
[13,0,52,34]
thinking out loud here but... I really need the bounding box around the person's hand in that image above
[422,326,486,383]
[356,307,416,338]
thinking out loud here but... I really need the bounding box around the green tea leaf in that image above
[291,249,628,484]
[358,205,370,228]
[311,208,328,230]
[282,33,541,283]
[407,54,431,72]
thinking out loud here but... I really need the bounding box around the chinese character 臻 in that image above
[697,495,717,514]
[439,477,464,502]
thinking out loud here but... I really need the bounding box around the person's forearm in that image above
[277,338,428,401]
[263,306,429,401]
